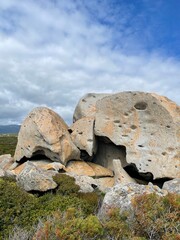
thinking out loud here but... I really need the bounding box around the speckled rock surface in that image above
[94,92,180,179]
[99,182,168,217]
[162,178,180,194]
[70,117,97,156]
[16,161,57,192]
[73,93,109,121]
[113,159,136,184]
[14,107,80,164]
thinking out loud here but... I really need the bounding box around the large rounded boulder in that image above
[73,91,180,180]
[94,92,180,179]
[14,107,80,164]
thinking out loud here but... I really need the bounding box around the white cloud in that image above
[0,0,179,125]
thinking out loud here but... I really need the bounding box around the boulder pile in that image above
[0,91,179,196]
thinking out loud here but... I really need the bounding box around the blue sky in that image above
[0,0,179,125]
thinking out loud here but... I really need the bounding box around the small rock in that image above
[113,159,136,184]
[16,161,57,192]
[0,154,14,171]
[162,179,180,194]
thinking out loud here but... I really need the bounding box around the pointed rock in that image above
[70,117,97,156]
[113,159,136,184]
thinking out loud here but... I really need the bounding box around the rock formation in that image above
[16,161,57,192]
[14,107,80,164]
[0,91,179,194]
[69,117,97,157]
[74,91,180,180]
[162,178,180,194]
[98,182,168,218]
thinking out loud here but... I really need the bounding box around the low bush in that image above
[52,173,80,196]
[33,209,104,240]
[1,175,180,240]
[0,175,102,239]
[132,193,180,240]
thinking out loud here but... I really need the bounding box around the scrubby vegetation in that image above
[0,175,179,240]
[0,134,17,156]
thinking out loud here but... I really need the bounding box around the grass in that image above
[0,134,17,156]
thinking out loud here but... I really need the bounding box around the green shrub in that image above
[132,193,180,240]
[1,173,180,240]
[0,177,39,238]
[102,207,133,240]
[53,173,80,196]
[33,209,104,240]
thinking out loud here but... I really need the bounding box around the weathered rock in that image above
[96,177,115,192]
[99,182,168,217]
[70,117,97,156]
[162,179,180,194]
[66,172,114,193]
[13,160,66,175]
[87,162,113,177]
[94,92,180,179]
[94,139,127,171]
[67,173,97,192]
[66,160,113,177]
[0,168,5,177]
[16,161,57,192]
[113,159,136,184]
[0,154,14,170]
[73,93,109,122]
[66,160,95,176]
[14,107,80,164]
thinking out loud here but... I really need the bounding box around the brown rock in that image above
[96,177,115,192]
[66,160,95,176]
[73,93,109,122]
[70,117,97,156]
[14,107,80,164]
[94,92,180,179]
[0,154,14,170]
[66,160,113,177]
[87,162,113,177]
[13,160,66,175]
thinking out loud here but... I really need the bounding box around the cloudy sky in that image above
[0,0,180,125]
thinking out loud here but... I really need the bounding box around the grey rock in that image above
[162,179,180,194]
[99,182,168,217]
[0,168,5,177]
[113,159,135,184]
[0,154,14,170]
[16,161,57,192]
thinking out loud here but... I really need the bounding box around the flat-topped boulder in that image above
[14,107,80,165]
[65,160,113,177]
